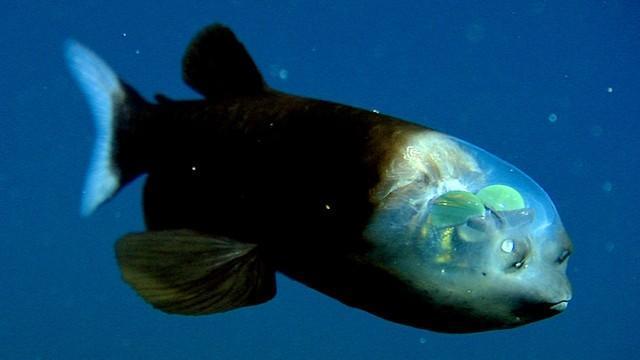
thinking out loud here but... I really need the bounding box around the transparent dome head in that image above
[364,130,571,331]
[366,131,564,250]
[445,135,560,239]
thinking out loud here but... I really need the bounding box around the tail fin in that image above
[65,40,149,216]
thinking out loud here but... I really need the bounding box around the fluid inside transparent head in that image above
[424,135,563,272]
[367,132,564,275]
[437,135,558,233]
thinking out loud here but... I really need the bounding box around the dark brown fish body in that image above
[142,90,414,239]
[143,90,441,328]
[66,24,572,333]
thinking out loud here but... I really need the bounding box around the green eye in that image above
[430,191,485,228]
[476,185,525,212]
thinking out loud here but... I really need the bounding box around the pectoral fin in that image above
[115,230,276,315]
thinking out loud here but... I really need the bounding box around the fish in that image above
[65,23,572,333]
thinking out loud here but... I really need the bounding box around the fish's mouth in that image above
[549,300,570,312]
[514,298,571,320]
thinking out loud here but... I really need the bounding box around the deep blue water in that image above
[2,1,639,359]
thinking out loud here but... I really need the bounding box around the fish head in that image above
[364,131,572,332]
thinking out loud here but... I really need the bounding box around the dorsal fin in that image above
[182,24,265,98]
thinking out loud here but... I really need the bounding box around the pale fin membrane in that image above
[65,40,149,216]
[65,40,122,216]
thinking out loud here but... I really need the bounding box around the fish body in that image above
[66,24,572,333]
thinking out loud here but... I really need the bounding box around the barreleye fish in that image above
[65,23,572,333]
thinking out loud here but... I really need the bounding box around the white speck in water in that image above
[605,242,615,253]
[569,159,585,176]
[548,113,558,123]
[135,49,140,55]
[419,337,427,344]
[607,87,613,93]
[372,109,380,114]
[465,22,486,43]
[440,269,446,274]
[325,204,331,210]
[590,125,603,137]
[602,181,613,192]
[191,166,197,171]
[270,65,289,81]
[122,32,127,37]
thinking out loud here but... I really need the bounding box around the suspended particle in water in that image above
[548,113,558,123]
[269,65,289,81]
[606,87,613,93]
[465,22,486,43]
[590,125,603,137]
[602,181,613,192]
[604,241,615,253]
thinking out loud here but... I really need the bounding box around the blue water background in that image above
[2,1,638,358]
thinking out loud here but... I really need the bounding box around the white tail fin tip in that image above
[65,40,123,216]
